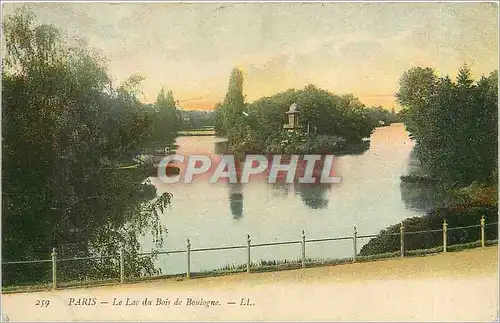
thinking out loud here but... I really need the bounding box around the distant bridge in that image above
[178,127,215,136]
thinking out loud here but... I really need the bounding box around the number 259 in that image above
[35,300,50,307]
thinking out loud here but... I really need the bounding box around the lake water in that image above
[143,123,442,274]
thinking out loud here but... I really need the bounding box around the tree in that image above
[396,67,438,136]
[396,65,498,186]
[2,8,171,285]
[223,68,245,108]
[366,106,400,127]
[179,110,215,129]
[246,90,295,143]
[296,85,341,136]
[148,88,181,146]
[214,102,225,134]
[217,67,249,149]
[457,63,474,88]
[337,94,373,142]
[224,68,246,130]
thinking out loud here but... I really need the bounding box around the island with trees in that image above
[214,67,399,156]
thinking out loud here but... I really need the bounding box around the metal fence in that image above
[2,216,498,290]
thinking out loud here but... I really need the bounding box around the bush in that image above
[359,204,498,256]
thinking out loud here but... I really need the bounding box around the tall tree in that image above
[218,68,248,148]
[223,67,245,107]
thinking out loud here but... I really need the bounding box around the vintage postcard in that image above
[1,1,498,322]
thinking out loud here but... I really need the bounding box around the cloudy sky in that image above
[3,2,498,110]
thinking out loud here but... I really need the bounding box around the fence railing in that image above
[2,216,498,291]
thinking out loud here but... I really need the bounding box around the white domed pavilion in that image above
[283,103,303,132]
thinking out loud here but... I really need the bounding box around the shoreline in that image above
[3,243,497,294]
[2,246,497,322]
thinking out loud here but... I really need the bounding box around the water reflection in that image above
[293,182,331,209]
[228,183,244,219]
[215,139,339,211]
[404,146,423,175]
[399,182,458,212]
[149,124,435,274]
[399,147,459,212]
[270,182,291,199]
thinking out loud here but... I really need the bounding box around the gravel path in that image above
[2,246,498,322]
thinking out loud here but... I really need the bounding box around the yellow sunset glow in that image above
[2,2,498,111]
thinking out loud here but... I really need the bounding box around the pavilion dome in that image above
[287,103,300,114]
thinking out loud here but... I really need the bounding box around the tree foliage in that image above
[214,67,248,146]
[2,8,172,285]
[145,88,181,147]
[179,110,214,129]
[359,204,498,256]
[365,106,400,127]
[396,65,498,186]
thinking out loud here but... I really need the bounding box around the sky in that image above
[2,2,498,111]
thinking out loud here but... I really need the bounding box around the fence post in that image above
[51,248,57,290]
[400,222,404,258]
[301,230,306,268]
[119,247,125,283]
[352,226,357,262]
[443,219,448,253]
[246,234,251,273]
[480,216,485,248]
[186,239,191,279]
